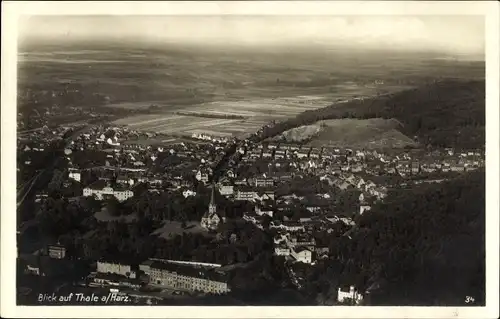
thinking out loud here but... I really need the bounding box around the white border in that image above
[1,1,499,318]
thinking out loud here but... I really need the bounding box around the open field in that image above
[111,95,369,138]
[275,118,418,149]
[151,221,207,239]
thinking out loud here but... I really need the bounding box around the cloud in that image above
[18,16,484,56]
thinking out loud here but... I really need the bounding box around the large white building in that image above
[140,260,230,294]
[97,261,136,279]
[83,184,133,202]
[291,247,313,264]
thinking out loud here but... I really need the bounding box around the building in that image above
[91,272,142,290]
[274,246,291,256]
[275,221,305,232]
[254,178,274,188]
[291,247,313,264]
[201,185,225,231]
[182,189,197,198]
[68,170,81,182]
[337,286,364,304]
[195,169,210,184]
[287,234,316,249]
[255,205,273,218]
[140,260,230,294]
[255,190,275,202]
[218,184,234,196]
[47,244,66,259]
[97,261,137,279]
[359,205,372,215]
[116,175,135,186]
[83,182,133,202]
[234,188,257,201]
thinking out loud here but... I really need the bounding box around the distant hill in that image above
[260,79,485,149]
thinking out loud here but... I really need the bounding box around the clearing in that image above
[274,118,418,149]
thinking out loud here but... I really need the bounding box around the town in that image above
[16,120,485,305]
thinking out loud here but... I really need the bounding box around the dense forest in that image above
[324,169,485,306]
[256,79,485,150]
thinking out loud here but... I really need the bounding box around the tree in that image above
[105,197,121,217]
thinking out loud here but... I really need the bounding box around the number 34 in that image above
[465,296,475,304]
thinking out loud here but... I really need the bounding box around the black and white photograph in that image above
[1,1,499,318]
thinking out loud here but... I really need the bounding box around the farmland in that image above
[111,94,380,138]
[19,40,485,140]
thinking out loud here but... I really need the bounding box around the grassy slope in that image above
[273,118,418,149]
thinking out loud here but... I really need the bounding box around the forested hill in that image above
[259,79,485,149]
[352,169,485,305]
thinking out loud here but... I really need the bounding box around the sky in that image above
[18,16,485,57]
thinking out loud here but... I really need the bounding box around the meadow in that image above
[274,118,418,149]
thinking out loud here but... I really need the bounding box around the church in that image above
[201,185,225,231]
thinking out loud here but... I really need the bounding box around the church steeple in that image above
[209,184,216,214]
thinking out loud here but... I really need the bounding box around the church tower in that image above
[209,184,217,215]
[201,184,222,231]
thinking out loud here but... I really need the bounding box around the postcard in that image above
[1,1,499,318]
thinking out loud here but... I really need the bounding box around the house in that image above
[68,170,81,182]
[450,163,465,172]
[218,184,234,196]
[182,189,197,198]
[254,178,274,188]
[262,149,273,158]
[337,286,364,304]
[256,190,275,202]
[255,205,273,218]
[226,169,236,179]
[281,221,305,232]
[287,234,316,249]
[234,178,248,186]
[274,246,291,256]
[268,143,279,150]
[359,205,371,215]
[272,172,293,182]
[296,149,310,159]
[48,244,66,259]
[195,169,210,184]
[306,206,322,213]
[274,150,286,159]
[291,247,313,264]
[116,175,134,186]
[235,188,257,201]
